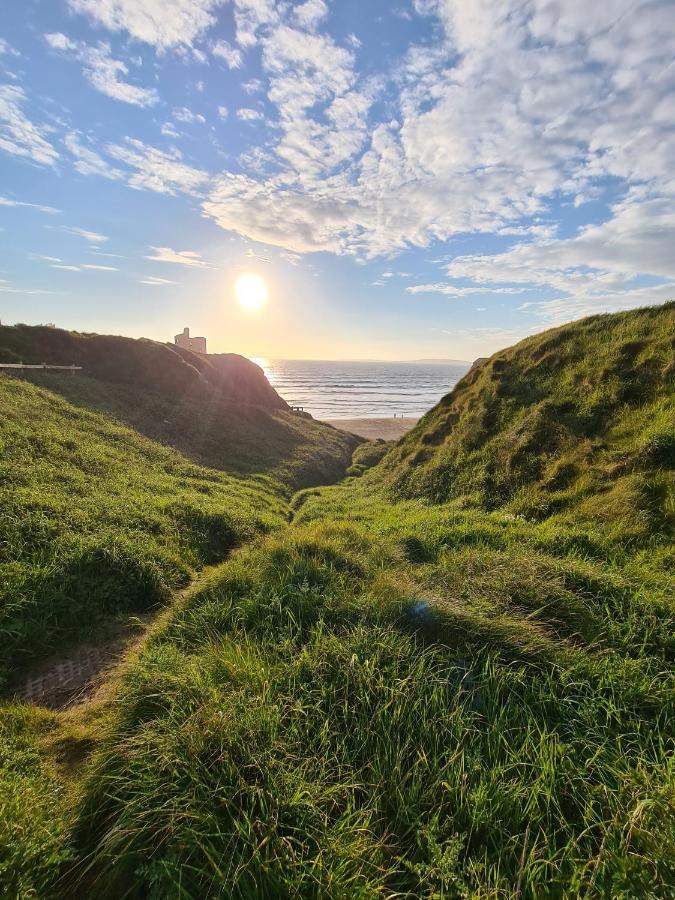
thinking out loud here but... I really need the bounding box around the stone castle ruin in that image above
[174,327,207,354]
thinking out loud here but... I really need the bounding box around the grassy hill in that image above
[0,340,358,689]
[0,323,284,409]
[1,305,673,898]
[385,303,674,533]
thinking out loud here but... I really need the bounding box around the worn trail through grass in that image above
[8,561,232,711]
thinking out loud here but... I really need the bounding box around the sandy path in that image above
[323,417,419,440]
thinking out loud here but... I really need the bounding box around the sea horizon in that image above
[258,358,471,420]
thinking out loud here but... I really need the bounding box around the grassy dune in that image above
[1,306,673,897]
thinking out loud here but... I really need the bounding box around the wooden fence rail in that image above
[0,363,83,372]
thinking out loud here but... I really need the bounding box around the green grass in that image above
[65,518,674,897]
[0,375,356,688]
[1,305,674,897]
[383,303,674,531]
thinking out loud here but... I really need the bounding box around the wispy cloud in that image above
[0,38,21,58]
[64,131,123,179]
[145,246,209,267]
[30,254,62,263]
[0,85,58,166]
[45,33,158,106]
[407,284,531,297]
[63,225,109,243]
[280,251,302,266]
[140,275,179,285]
[0,196,61,214]
[107,138,209,195]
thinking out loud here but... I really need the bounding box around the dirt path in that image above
[9,619,149,710]
[9,565,221,711]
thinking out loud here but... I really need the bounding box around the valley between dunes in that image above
[1,304,673,898]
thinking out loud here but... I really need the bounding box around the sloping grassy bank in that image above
[0,376,356,688]
[383,303,674,524]
[19,371,358,488]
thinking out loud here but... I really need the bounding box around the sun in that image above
[235,273,268,311]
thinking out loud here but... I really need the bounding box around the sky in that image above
[0,0,673,361]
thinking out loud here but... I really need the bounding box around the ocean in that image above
[258,359,471,420]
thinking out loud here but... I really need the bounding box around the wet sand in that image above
[323,417,419,440]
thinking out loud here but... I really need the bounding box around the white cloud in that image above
[140,275,178,284]
[0,283,62,295]
[217,105,228,119]
[199,0,675,287]
[161,121,180,137]
[238,146,273,173]
[45,33,158,106]
[523,283,674,325]
[280,251,302,266]
[242,78,263,94]
[66,0,226,49]
[0,38,20,57]
[407,284,531,297]
[173,106,206,124]
[236,107,263,121]
[445,197,675,287]
[107,138,209,194]
[202,171,354,253]
[420,193,675,320]
[145,246,208,266]
[211,39,243,69]
[46,261,118,271]
[0,196,60,214]
[232,0,279,48]
[64,131,123,178]
[0,85,58,166]
[293,0,328,30]
[63,225,109,242]
[44,32,76,51]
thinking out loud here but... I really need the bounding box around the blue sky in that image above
[0,0,673,360]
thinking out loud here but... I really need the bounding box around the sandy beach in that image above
[323,417,419,440]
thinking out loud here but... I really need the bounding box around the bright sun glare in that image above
[235,273,268,311]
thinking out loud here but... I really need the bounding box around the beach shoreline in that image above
[322,417,419,440]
